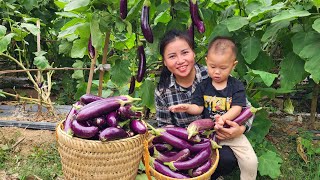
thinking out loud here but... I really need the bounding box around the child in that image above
[169,36,258,180]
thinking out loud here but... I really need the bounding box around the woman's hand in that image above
[214,120,246,140]
[168,104,189,113]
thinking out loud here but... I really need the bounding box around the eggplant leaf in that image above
[258,151,283,179]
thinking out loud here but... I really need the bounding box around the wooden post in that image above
[86,49,97,94]
[98,32,110,97]
[36,20,42,115]
[310,83,319,129]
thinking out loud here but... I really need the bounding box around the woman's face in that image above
[163,38,195,79]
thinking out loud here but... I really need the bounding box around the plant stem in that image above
[1,91,51,106]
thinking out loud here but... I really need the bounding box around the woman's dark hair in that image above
[157,29,194,90]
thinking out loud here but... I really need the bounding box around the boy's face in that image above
[205,48,237,84]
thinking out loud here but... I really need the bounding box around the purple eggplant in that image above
[136,42,146,82]
[99,127,127,141]
[153,143,173,152]
[189,140,211,153]
[190,159,212,177]
[63,102,80,136]
[154,148,190,163]
[187,119,215,139]
[88,34,95,59]
[152,136,163,144]
[189,0,205,33]
[150,158,190,179]
[105,111,119,127]
[223,106,262,128]
[163,127,201,143]
[80,94,104,104]
[164,147,211,171]
[130,119,147,134]
[118,104,143,120]
[187,18,194,43]
[71,119,99,139]
[141,0,153,43]
[92,116,108,129]
[128,76,135,94]
[120,0,127,19]
[76,99,127,121]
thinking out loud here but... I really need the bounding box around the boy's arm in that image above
[168,104,204,115]
[220,105,242,123]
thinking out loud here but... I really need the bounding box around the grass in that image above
[0,142,62,180]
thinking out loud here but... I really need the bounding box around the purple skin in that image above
[189,0,205,33]
[152,159,190,179]
[136,44,146,82]
[63,101,80,135]
[223,107,254,128]
[191,159,212,177]
[152,136,163,144]
[189,140,211,153]
[130,119,147,134]
[92,116,108,129]
[141,2,153,43]
[158,131,193,150]
[71,119,99,139]
[99,127,127,141]
[120,0,127,19]
[187,20,194,43]
[88,35,95,59]
[165,147,212,171]
[80,94,104,104]
[76,99,125,121]
[153,143,173,152]
[163,127,201,143]
[154,148,190,163]
[128,76,135,94]
[105,111,119,127]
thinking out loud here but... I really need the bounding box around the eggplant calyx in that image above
[210,139,222,149]
[143,0,151,7]
[187,125,198,139]
[164,162,176,171]
[251,106,262,113]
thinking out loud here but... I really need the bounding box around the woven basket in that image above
[56,122,147,180]
[145,136,220,180]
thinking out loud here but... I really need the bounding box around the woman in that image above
[154,29,251,179]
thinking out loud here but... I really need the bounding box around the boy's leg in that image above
[211,145,238,180]
[219,134,258,180]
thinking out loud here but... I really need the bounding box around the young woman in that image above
[154,29,253,179]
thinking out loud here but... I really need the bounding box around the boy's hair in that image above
[207,36,237,57]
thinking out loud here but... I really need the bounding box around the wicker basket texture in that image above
[56,122,146,180]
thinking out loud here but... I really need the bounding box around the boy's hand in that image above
[214,114,224,126]
[168,104,189,113]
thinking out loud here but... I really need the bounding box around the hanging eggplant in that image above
[141,0,153,43]
[187,18,194,43]
[120,0,127,19]
[88,34,95,59]
[189,0,205,34]
[129,76,136,94]
[136,42,146,82]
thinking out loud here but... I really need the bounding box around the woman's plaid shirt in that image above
[154,64,254,132]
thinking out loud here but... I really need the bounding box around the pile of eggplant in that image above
[146,119,221,179]
[62,94,147,141]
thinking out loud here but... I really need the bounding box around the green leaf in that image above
[59,40,72,54]
[90,16,103,50]
[64,0,90,11]
[110,60,131,87]
[34,56,50,70]
[21,0,38,11]
[249,52,275,72]
[305,56,320,83]
[55,12,80,18]
[258,151,283,179]
[248,2,284,19]
[72,60,84,79]
[291,31,320,57]
[251,70,277,87]
[0,33,15,54]
[126,0,144,21]
[246,110,272,143]
[271,9,311,23]
[208,24,232,42]
[71,38,87,58]
[139,78,156,110]
[280,53,307,90]
[259,87,295,94]
[0,25,7,37]
[58,23,83,38]
[20,23,39,36]
[261,20,290,42]
[299,41,320,59]
[313,0,320,9]
[221,16,249,32]
[241,37,261,64]
[154,9,171,26]
[312,18,320,33]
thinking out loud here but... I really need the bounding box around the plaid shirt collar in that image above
[168,64,204,92]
